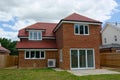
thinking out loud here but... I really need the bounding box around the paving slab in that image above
[68,69,120,76]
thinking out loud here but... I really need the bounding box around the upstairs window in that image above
[114,35,117,41]
[74,24,89,35]
[104,38,107,43]
[29,30,42,40]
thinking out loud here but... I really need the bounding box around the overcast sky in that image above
[0,0,119,40]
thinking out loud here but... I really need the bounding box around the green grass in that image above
[0,68,120,80]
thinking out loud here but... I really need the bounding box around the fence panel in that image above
[100,53,120,67]
[0,55,18,68]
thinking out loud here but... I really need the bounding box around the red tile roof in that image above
[0,45,10,53]
[16,40,57,49]
[18,22,57,37]
[63,13,101,23]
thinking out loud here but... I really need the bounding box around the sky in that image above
[0,0,120,41]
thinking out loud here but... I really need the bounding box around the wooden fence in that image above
[100,53,120,67]
[0,55,18,68]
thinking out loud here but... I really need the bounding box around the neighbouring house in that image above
[0,43,10,55]
[100,22,120,53]
[16,13,102,70]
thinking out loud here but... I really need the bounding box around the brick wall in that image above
[55,23,101,70]
[18,50,58,68]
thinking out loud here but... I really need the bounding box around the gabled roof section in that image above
[54,13,102,32]
[18,22,57,37]
[63,13,101,23]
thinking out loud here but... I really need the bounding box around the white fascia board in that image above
[18,49,58,51]
[54,20,101,32]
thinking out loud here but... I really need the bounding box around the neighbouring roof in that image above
[16,40,57,49]
[101,22,120,33]
[63,13,101,23]
[100,44,120,49]
[0,44,10,53]
[18,22,57,37]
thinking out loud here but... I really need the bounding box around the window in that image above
[25,51,45,59]
[74,24,89,35]
[114,35,117,41]
[29,31,42,40]
[104,38,107,43]
[59,49,63,62]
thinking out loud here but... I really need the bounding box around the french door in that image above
[70,49,95,69]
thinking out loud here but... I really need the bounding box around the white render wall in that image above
[102,25,120,45]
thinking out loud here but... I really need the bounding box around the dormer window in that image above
[29,30,42,40]
[74,24,89,35]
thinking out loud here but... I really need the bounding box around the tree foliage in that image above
[0,38,18,55]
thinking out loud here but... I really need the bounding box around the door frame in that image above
[70,48,95,70]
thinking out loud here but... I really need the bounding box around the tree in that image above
[0,38,18,55]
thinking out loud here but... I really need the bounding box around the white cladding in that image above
[102,23,120,45]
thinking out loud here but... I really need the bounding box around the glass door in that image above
[71,50,78,68]
[71,49,94,69]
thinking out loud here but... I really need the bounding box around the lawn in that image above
[0,68,120,80]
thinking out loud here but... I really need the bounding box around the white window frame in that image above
[74,24,89,35]
[70,48,95,70]
[29,30,42,40]
[59,49,63,62]
[25,50,45,59]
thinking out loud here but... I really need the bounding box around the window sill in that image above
[25,58,45,59]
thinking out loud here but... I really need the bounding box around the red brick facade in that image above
[18,50,58,68]
[55,23,101,69]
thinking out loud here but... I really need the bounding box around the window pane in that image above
[36,51,40,58]
[31,51,35,58]
[34,32,37,40]
[37,32,41,40]
[26,51,29,58]
[87,50,94,67]
[41,51,45,58]
[71,50,78,68]
[80,25,84,34]
[29,32,33,39]
[75,24,79,34]
[79,50,86,67]
[85,26,88,34]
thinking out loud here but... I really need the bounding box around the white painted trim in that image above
[70,48,95,70]
[18,49,58,51]
[29,31,42,40]
[54,20,101,32]
[18,37,28,38]
[26,29,45,32]
[62,21,101,25]
[42,37,56,39]
[19,36,56,39]
[24,50,46,59]
[74,24,90,35]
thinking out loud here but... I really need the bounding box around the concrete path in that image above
[68,69,120,76]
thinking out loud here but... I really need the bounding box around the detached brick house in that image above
[16,13,102,70]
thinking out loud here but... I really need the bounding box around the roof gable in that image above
[63,13,101,23]
[18,22,57,37]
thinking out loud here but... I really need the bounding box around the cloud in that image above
[2,19,36,31]
[0,28,18,40]
[0,0,118,40]
[0,0,118,22]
